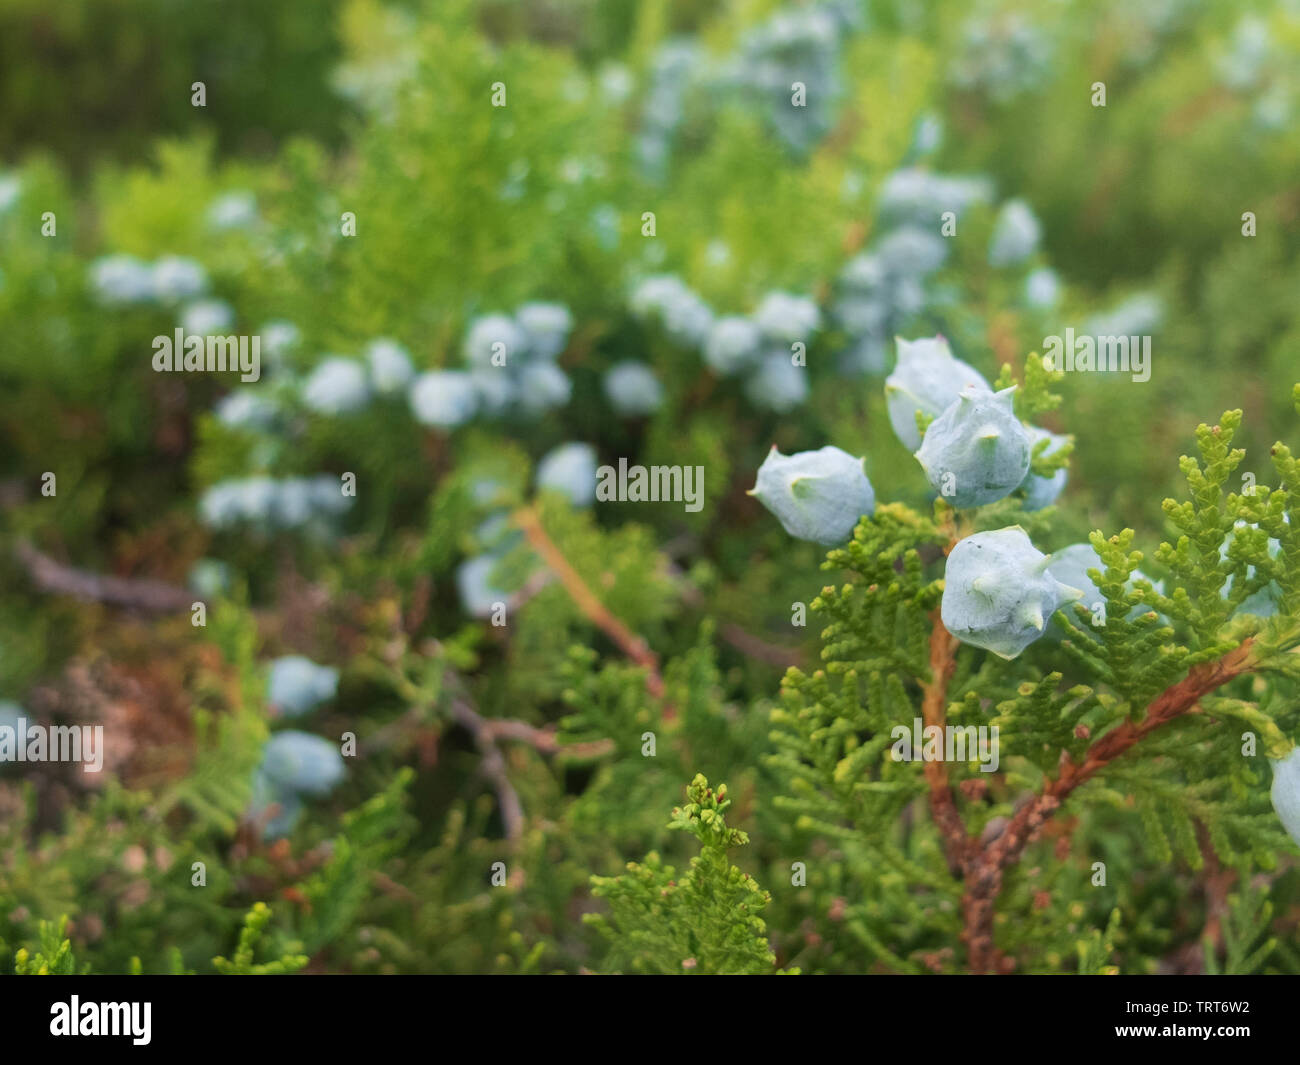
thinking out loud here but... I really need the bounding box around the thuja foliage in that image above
[9,904,305,976]
[585,775,788,975]
[3,0,1300,976]
[749,362,1300,973]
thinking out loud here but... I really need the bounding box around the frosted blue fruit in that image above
[89,254,156,305]
[885,335,992,451]
[457,555,510,618]
[753,292,821,343]
[307,475,352,517]
[517,362,572,415]
[1083,293,1163,340]
[835,295,890,337]
[703,317,763,375]
[0,700,23,734]
[0,174,20,214]
[839,332,889,375]
[749,445,874,545]
[207,191,259,231]
[0,701,21,773]
[250,777,303,840]
[874,226,948,277]
[629,275,685,316]
[239,477,282,526]
[198,482,242,528]
[1221,518,1287,618]
[1045,542,1165,628]
[662,290,714,346]
[589,203,620,250]
[1020,425,1069,510]
[1270,747,1300,849]
[187,559,231,599]
[475,513,523,555]
[910,114,943,157]
[915,387,1030,508]
[536,442,597,507]
[180,299,235,335]
[150,256,208,303]
[876,168,989,225]
[941,527,1083,658]
[259,731,345,797]
[1024,268,1060,310]
[604,361,664,416]
[214,391,278,430]
[1236,583,1282,618]
[301,357,370,414]
[471,477,507,506]
[273,478,317,528]
[468,369,516,416]
[598,63,634,104]
[950,13,1052,103]
[839,253,886,292]
[1217,16,1270,91]
[893,276,927,316]
[259,320,301,368]
[988,199,1041,267]
[464,313,529,369]
[630,275,713,345]
[410,370,479,428]
[745,350,809,412]
[267,656,339,717]
[515,302,573,360]
[365,338,415,394]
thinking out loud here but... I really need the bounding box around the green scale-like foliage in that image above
[584,775,788,975]
[736,359,1300,973]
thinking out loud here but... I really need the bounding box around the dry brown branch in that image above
[16,541,196,613]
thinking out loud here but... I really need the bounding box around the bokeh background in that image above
[1,0,1298,973]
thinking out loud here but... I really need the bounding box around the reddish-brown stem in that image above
[960,638,1257,973]
[921,610,972,874]
[513,505,673,716]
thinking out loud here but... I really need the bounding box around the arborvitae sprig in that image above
[1075,908,1123,975]
[759,355,1300,971]
[1155,410,1258,635]
[211,903,309,975]
[584,775,786,974]
[12,917,80,975]
[1203,876,1277,975]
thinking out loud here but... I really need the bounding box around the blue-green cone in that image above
[941,527,1083,659]
[1044,542,1166,631]
[1270,747,1300,849]
[1020,425,1069,510]
[915,386,1031,508]
[884,335,991,452]
[749,445,875,545]
[1220,518,1287,618]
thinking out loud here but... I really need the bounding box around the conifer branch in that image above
[922,608,971,874]
[961,637,1258,972]
[512,504,673,714]
[15,540,198,613]
[448,695,526,847]
[922,517,973,875]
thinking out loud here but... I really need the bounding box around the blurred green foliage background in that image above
[0,0,1298,974]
